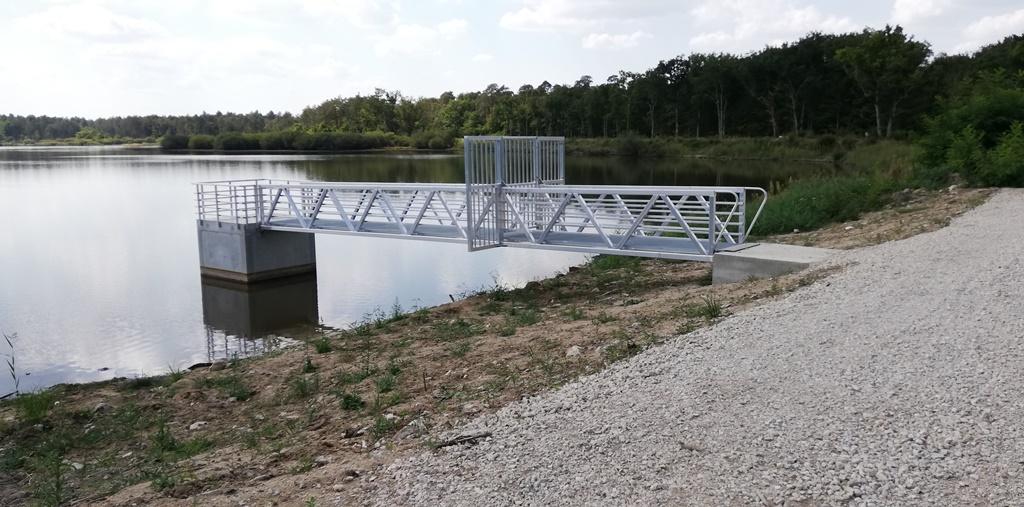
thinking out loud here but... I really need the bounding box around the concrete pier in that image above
[197,221,316,283]
[712,243,835,285]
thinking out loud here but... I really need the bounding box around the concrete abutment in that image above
[197,221,316,283]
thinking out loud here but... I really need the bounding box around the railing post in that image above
[557,138,565,183]
[495,138,506,245]
[708,192,717,254]
[255,181,264,225]
[196,184,203,223]
[737,190,746,243]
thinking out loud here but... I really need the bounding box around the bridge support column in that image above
[197,221,316,283]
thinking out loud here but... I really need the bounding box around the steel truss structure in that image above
[195,137,766,262]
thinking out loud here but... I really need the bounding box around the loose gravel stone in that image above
[369,190,1024,506]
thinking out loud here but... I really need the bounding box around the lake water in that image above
[0,146,824,394]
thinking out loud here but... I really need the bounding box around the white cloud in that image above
[582,31,652,50]
[375,18,468,56]
[955,8,1024,53]
[472,53,494,62]
[298,0,399,29]
[17,1,165,43]
[500,0,677,32]
[891,0,951,25]
[689,0,857,52]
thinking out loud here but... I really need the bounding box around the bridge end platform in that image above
[712,243,835,285]
[197,221,316,283]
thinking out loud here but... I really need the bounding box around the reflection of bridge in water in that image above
[193,137,767,284]
[200,274,319,361]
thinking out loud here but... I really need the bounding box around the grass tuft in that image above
[13,391,55,424]
[312,337,332,354]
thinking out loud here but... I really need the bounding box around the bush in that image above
[985,122,1024,186]
[214,132,260,151]
[159,134,189,150]
[751,173,898,235]
[944,126,987,181]
[187,135,214,150]
[916,73,1024,186]
[258,130,298,150]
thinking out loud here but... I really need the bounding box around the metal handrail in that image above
[197,180,759,260]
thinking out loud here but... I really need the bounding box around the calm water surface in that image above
[0,146,824,393]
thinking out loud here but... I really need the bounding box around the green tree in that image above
[835,25,931,137]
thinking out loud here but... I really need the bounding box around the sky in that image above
[1,0,1023,118]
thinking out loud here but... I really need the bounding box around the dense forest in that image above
[2,27,1022,148]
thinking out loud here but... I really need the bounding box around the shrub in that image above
[12,391,55,424]
[339,392,364,410]
[214,132,260,150]
[751,173,898,235]
[985,122,1024,186]
[159,134,189,150]
[312,337,332,354]
[258,130,299,150]
[944,126,987,182]
[917,73,1024,185]
[187,135,215,150]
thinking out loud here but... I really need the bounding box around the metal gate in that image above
[464,136,565,251]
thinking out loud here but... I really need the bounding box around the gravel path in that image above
[372,189,1024,506]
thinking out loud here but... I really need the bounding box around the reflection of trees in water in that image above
[203,327,287,363]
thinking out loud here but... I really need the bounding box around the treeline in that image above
[0,111,296,143]
[2,27,1022,147]
[158,130,442,151]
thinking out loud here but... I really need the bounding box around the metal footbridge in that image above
[195,137,766,262]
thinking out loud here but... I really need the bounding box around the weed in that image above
[150,420,213,462]
[149,470,180,491]
[497,324,517,337]
[2,331,19,395]
[335,367,376,386]
[389,299,405,322]
[291,455,315,474]
[564,306,585,321]
[588,255,641,272]
[13,390,55,424]
[376,373,397,394]
[430,318,483,342]
[29,450,66,506]
[592,312,617,324]
[702,294,724,318]
[602,329,642,363]
[675,322,698,335]
[374,391,403,410]
[151,420,178,454]
[288,374,320,399]
[312,337,332,354]
[301,356,318,374]
[305,496,318,507]
[684,294,723,320]
[371,415,396,438]
[195,374,254,401]
[386,358,403,376]
[125,375,160,390]
[338,392,365,410]
[508,307,540,326]
[484,275,511,302]
[166,364,185,383]
[447,340,472,357]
